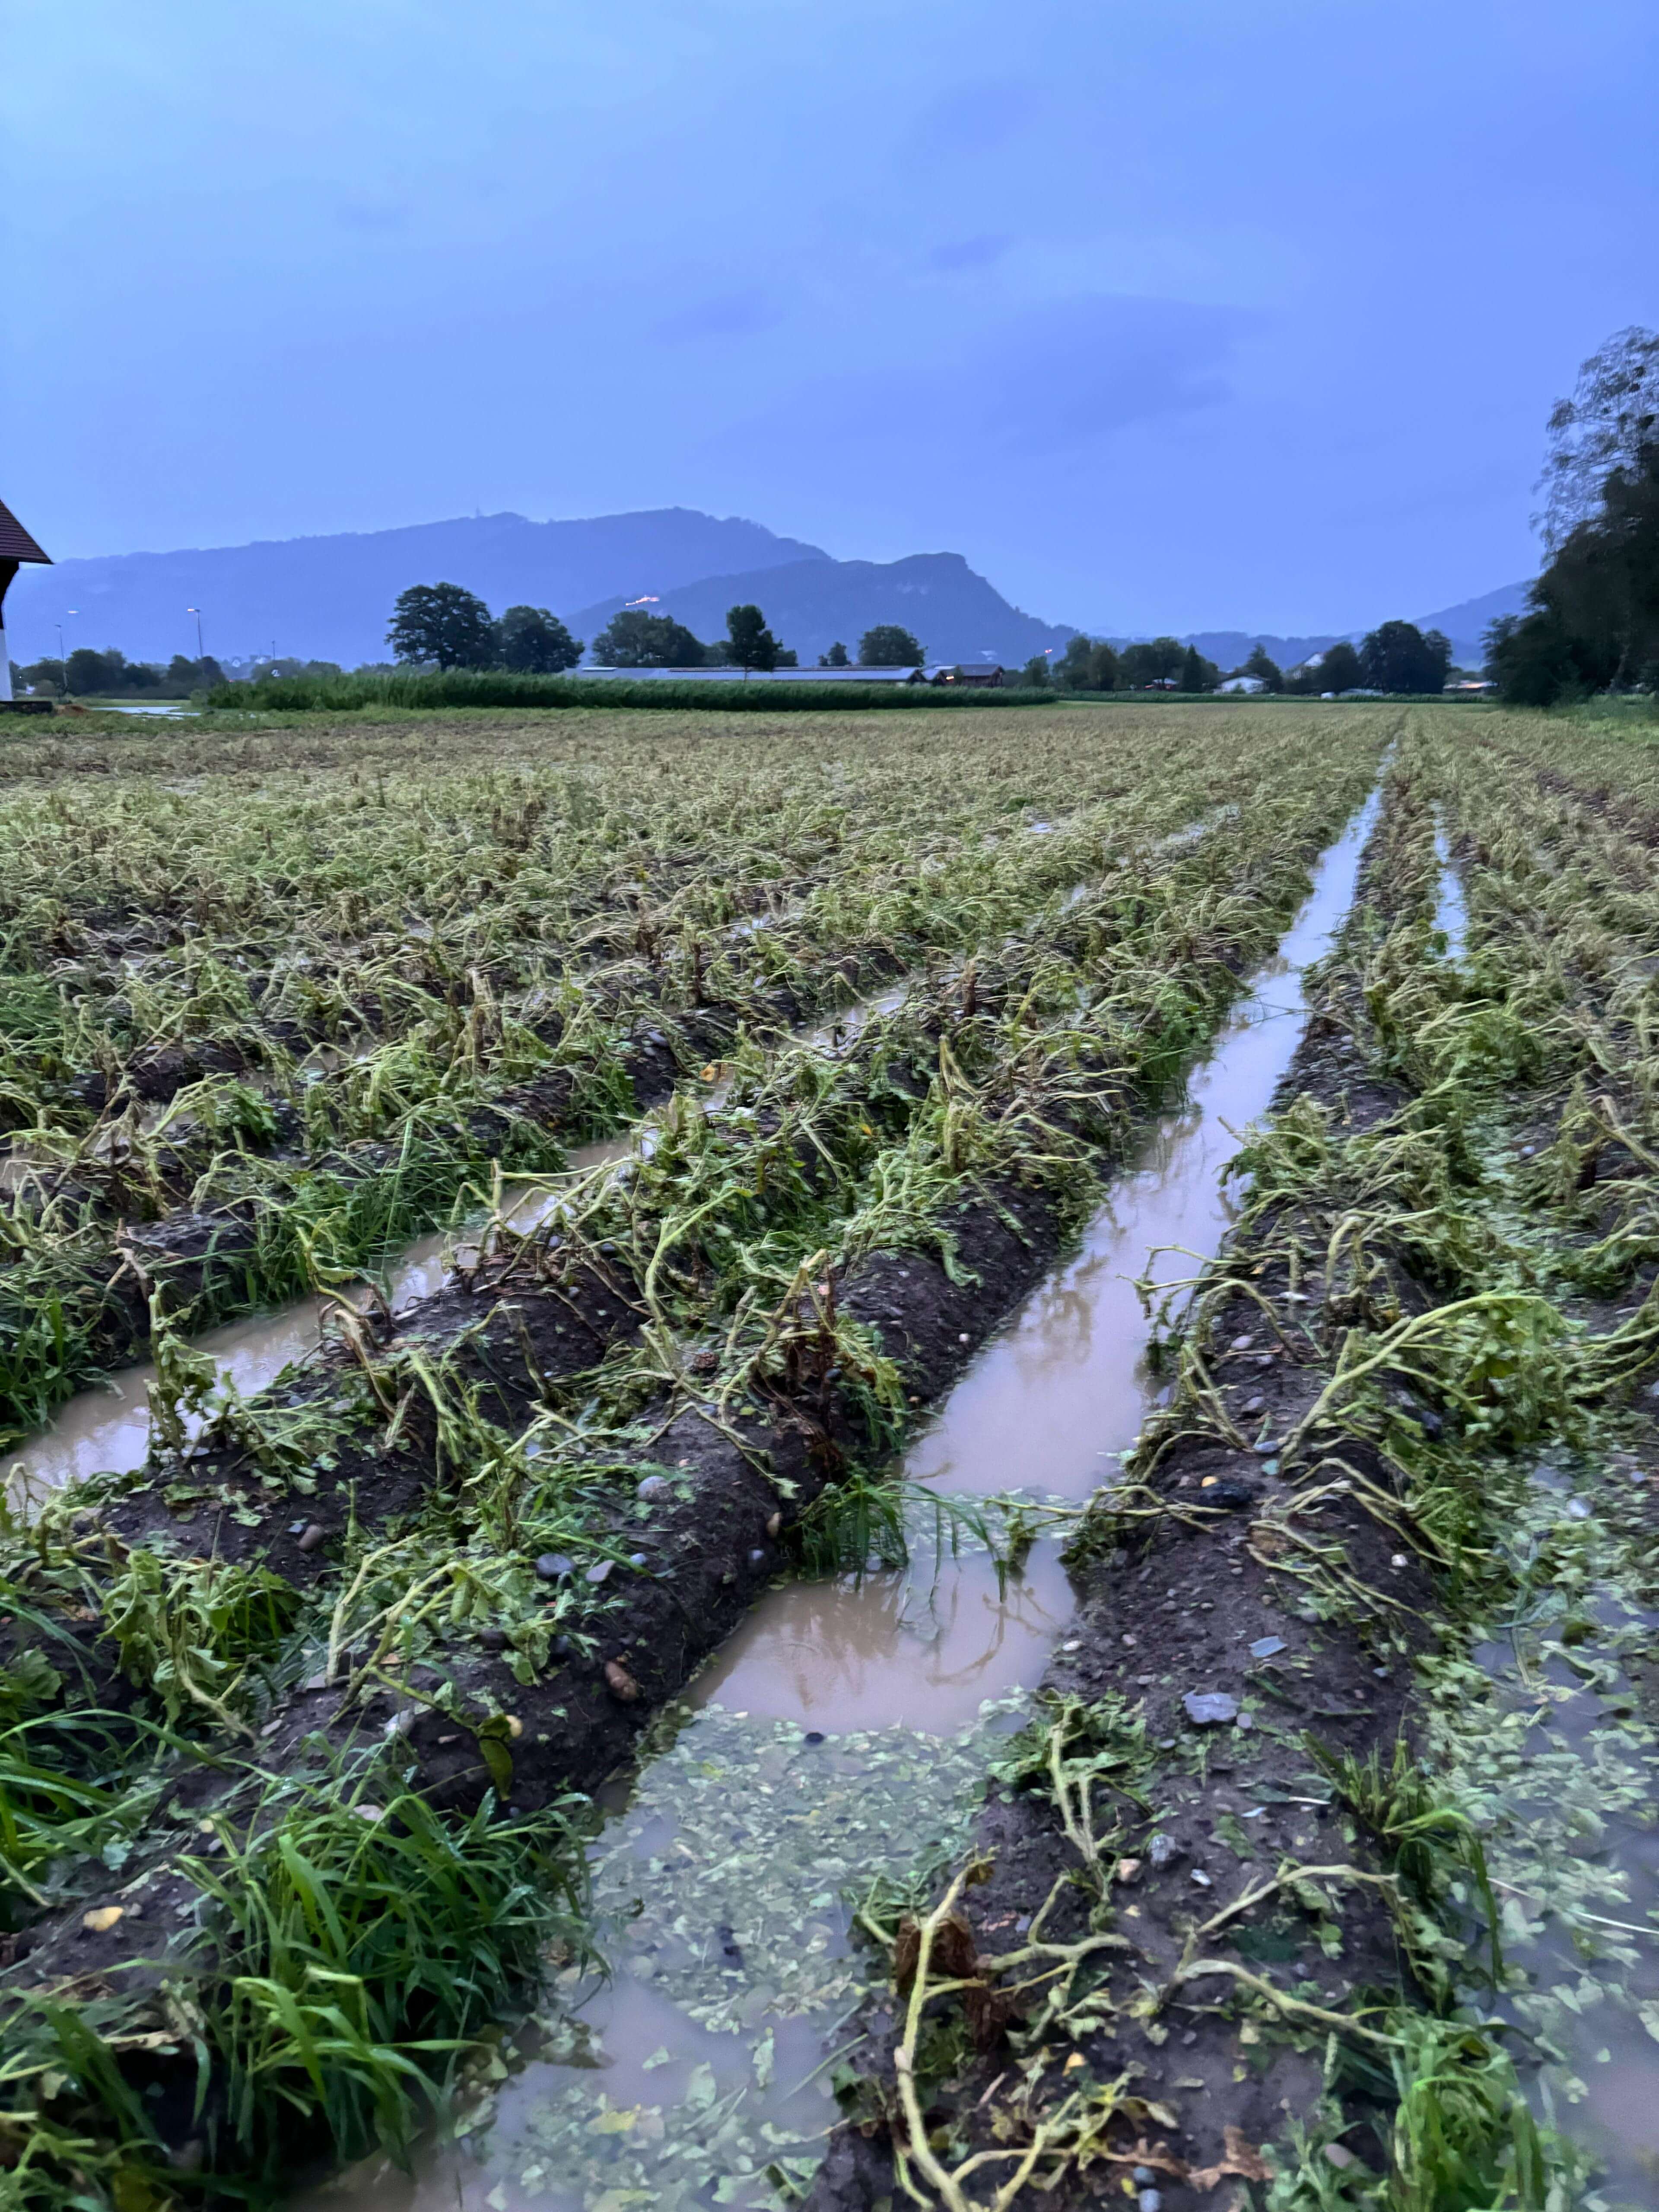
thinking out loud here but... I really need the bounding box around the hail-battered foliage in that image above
[0,702,1394,2210]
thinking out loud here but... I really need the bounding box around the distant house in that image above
[1217,674,1267,695]
[0,498,52,709]
[927,664,1005,688]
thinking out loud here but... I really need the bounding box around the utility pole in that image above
[187,606,205,670]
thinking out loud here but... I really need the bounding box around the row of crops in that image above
[809,712,1659,2209]
[0,702,1393,2209]
[0,709,1357,1449]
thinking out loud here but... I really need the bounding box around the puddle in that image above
[325,791,1382,2211]
[1433,806,1468,957]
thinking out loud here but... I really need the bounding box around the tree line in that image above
[12,648,229,698]
[1018,623,1449,695]
[386,583,931,675]
[1487,327,1658,705]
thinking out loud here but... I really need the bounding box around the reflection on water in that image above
[690,1531,1074,1734]
[1432,807,1468,958]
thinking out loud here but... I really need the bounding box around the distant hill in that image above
[6,509,827,668]
[1411,580,1532,667]
[575,552,1073,669]
[1162,631,1345,673]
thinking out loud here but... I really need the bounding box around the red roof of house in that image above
[0,501,50,564]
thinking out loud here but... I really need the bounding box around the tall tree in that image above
[591,608,705,667]
[1358,621,1449,693]
[725,603,779,678]
[1535,326,1659,552]
[1178,644,1216,692]
[1021,654,1051,688]
[1119,636,1187,686]
[820,640,850,668]
[497,605,582,673]
[1242,642,1284,691]
[858,624,925,667]
[387,582,498,670]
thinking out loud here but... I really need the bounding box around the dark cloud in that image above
[780,295,1248,462]
[927,235,1014,272]
[652,289,782,343]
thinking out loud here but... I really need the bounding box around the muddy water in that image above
[1433,807,1469,957]
[309,798,1381,2212]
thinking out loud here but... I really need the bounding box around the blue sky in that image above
[6,0,1655,632]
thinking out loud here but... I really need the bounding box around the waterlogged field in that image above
[6,699,1659,2212]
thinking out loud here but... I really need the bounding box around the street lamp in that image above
[56,610,77,694]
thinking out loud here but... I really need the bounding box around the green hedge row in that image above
[205,670,1062,714]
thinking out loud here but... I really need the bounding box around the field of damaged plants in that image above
[0,697,1395,2210]
[12,697,1659,2212]
[808,708,1659,2212]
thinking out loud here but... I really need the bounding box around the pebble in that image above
[1252,1439,1279,1455]
[1566,1497,1591,1520]
[1189,1870,1212,1888]
[1229,1334,1254,1352]
[1240,1394,1265,1415]
[296,1523,326,1552]
[766,1511,782,1537]
[1147,1832,1182,1869]
[1139,2190,1163,2212]
[636,1475,671,1503]
[1249,1636,1286,1658]
[1132,2168,1154,2187]
[747,1547,769,1567]
[1324,2143,1357,2171]
[536,1554,574,1581]
[479,1627,507,1653]
[629,1552,648,1570]
[958,1331,970,1344]
[1182,1691,1240,1727]
[585,1560,614,1584]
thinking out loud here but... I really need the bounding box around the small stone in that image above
[1147,1831,1182,1869]
[1138,2189,1163,2212]
[604,1659,641,1701]
[1132,2167,1155,2186]
[1249,1635,1286,1658]
[288,1519,307,1535]
[1240,1394,1265,1415]
[636,1475,671,1503]
[747,1547,768,1567]
[1183,1691,1240,1727]
[629,1552,648,1570]
[1566,1498,1591,1520]
[1121,1633,1137,1648]
[1390,1552,1409,1568]
[82,1905,124,1933]
[536,1553,573,1581]
[1252,1438,1280,1455]
[479,1627,507,1652]
[296,1522,326,1553]
[957,1331,970,1344]
[1324,2143,1357,2171]
[766,1510,782,1537]
[585,1559,614,1584]
[1189,1869,1213,1888]
[1229,1334,1254,1352]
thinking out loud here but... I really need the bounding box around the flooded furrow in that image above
[311,793,1380,2212]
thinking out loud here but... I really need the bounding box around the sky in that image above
[5,0,1656,635]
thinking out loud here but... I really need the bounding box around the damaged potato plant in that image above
[815,714,1659,2212]
[0,704,1389,2209]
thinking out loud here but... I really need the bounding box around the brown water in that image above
[303,794,1382,2212]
